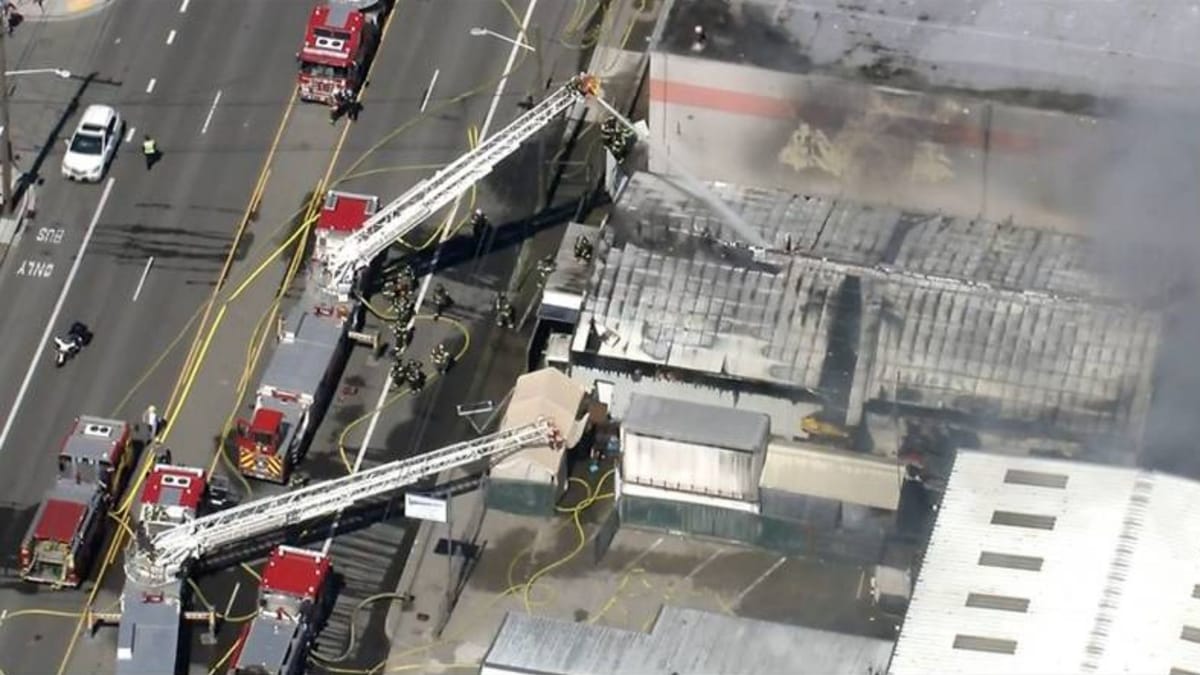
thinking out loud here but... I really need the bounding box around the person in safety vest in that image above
[142,135,160,170]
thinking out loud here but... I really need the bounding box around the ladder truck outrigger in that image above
[118,421,562,675]
[110,73,602,674]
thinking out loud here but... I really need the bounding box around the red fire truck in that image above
[296,0,391,104]
[234,190,378,484]
[20,416,133,587]
[229,546,335,675]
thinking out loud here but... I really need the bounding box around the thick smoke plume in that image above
[1073,100,1200,473]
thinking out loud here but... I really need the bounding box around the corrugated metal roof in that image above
[891,451,1200,674]
[483,606,894,674]
[623,393,769,453]
[585,242,844,388]
[854,276,1160,436]
[613,171,901,260]
[759,440,903,510]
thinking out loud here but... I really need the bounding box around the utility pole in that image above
[0,25,13,214]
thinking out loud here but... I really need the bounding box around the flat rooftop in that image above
[657,0,1200,101]
[892,450,1200,674]
[483,605,894,675]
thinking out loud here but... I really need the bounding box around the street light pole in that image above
[468,27,536,52]
[0,28,13,214]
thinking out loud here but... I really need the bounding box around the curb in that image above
[0,185,36,273]
[18,0,115,23]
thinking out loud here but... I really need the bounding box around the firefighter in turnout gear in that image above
[536,254,556,284]
[470,209,490,240]
[494,292,516,329]
[432,284,452,320]
[599,117,632,161]
[574,235,593,263]
[389,360,406,389]
[391,321,412,354]
[431,342,452,373]
[404,360,426,391]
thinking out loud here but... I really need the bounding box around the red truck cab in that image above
[296,1,389,104]
[230,546,336,675]
[20,417,133,587]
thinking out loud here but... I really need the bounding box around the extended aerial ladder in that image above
[125,419,559,587]
[320,73,601,297]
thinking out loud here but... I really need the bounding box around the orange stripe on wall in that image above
[648,78,1040,153]
[648,79,797,119]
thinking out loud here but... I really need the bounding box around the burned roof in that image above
[597,171,1163,440]
[584,239,845,389]
[850,275,1161,437]
[893,215,1145,300]
[613,172,901,262]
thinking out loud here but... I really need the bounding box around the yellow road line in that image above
[54,88,301,675]
[166,89,298,421]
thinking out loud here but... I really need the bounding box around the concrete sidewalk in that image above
[14,0,115,22]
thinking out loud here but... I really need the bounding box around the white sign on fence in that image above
[405,493,448,523]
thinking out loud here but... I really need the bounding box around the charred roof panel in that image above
[585,240,844,389]
[612,172,899,263]
[857,277,1160,437]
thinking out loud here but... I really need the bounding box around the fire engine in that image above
[112,74,602,673]
[297,0,392,104]
[228,546,335,675]
[113,464,211,675]
[20,416,133,587]
[234,191,380,485]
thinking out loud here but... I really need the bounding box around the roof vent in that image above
[83,423,113,437]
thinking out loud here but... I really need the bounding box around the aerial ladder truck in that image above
[109,71,601,674]
[115,420,560,674]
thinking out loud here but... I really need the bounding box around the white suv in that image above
[62,104,123,182]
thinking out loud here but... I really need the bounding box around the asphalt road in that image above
[0,0,598,671]
[0,1,311,673]
[172,0,595,671]
[287,0,594,670]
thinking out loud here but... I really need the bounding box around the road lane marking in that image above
[125,125,135,143]
[57,92,303,675]
[179,0,189,12]
[420,68,439,112]
[0,178,115,455]
[146,78,156,94]
[132,256,154,301]
[480,0,540,136]
[200,89,222,135]
[16,259,54,277]
[166,29,176,45]
[163,88,297,423]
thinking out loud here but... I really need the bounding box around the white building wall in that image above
[621,431,758,500]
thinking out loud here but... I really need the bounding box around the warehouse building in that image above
[643,0,1200,230]
[480,605,894,675]
[562,171,1161,456]
[891,451,1200,674]
[612,393,904,562]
